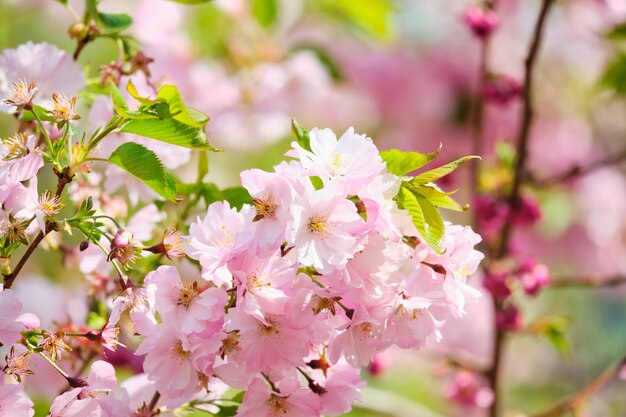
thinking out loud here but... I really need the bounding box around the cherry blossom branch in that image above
[3,168,73,289]
[487,2,555,417]
[549,276,626,288]
[531,147,626,186]
[497,0,554,258]
[531,353,626,417]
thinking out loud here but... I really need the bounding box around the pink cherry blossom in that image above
[289,184,365,274]
[0,288,25,346]
[0,42,84,113]
[236,377,321,417]
[186,201,256,283]
[144,265,227,334]
[0,381,34,417]
[287,127,385,195]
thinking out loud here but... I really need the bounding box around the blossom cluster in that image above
[0,37,484,417]
[103,127,484,416]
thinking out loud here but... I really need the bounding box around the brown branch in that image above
[3,168,73,289]
[531,353,626,417]
[532,147,626,186]
[486,2,555,417]
[497,0,555,258]
[549,276,626,288]
[487,300,506,417]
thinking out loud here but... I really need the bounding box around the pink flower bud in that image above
[513,195,542,227]
[482,271,512,300]
[484,74,522,105]
[463,6,499,39]
[517,258,550,296]
[496,306,522,332]
[445,370,494,409]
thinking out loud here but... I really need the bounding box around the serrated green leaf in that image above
[120,118,218,151]
[396,186,445,251]
[411,184,466,212]
[126,80,155,105]
[156,85,208,127]
[381,146,441,176]
[108,142,178,201]
[292,119,311,152]
[410,156,480,185]
[98,12,133,31]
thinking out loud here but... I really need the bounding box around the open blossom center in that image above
[268,393,288,415]
[210,225,235,247]
[172,340,191,361]
[307,214,329,234]
[177,282,198,309]
[219,332,241,357]
[258,317,280,337]
[311,295,336,315]
[252,196,278,220]
[327,153,345,176]
[1,132,29,160]
[3,79,37,109]
[37,191,64,216]
[358,322,374,338]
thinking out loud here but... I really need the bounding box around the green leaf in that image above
[222,187,252,209]
[602,53,626,95]
[98,12,133,31]
[396,185,445,251]
[310,176,324,190]
[381,145,441,176]
[411,184,466,212]
[120,118,218,151]
[317,0,394,40]
[156,85,208,127]
[410,156,480,185]
[20,105,56,123]
[534,316,570,357]
[251,0,278,27]
[606,22,626,40]
[110,83,128,114]
[126,80,155,105]
[291,119,311,151]
[216,405,238,417]
[108,142,178,201]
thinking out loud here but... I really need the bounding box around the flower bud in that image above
[483,74,522,105]
[463,5,499,39]
[79,240,90,252]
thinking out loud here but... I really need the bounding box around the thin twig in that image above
[487,3,555,417]
[531,353,626,417]
[549,276,626,288]
[497,0,555,258]
[532,147,626,186]
[3,169,73,289]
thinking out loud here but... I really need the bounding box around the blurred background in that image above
[1,0,626,416]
